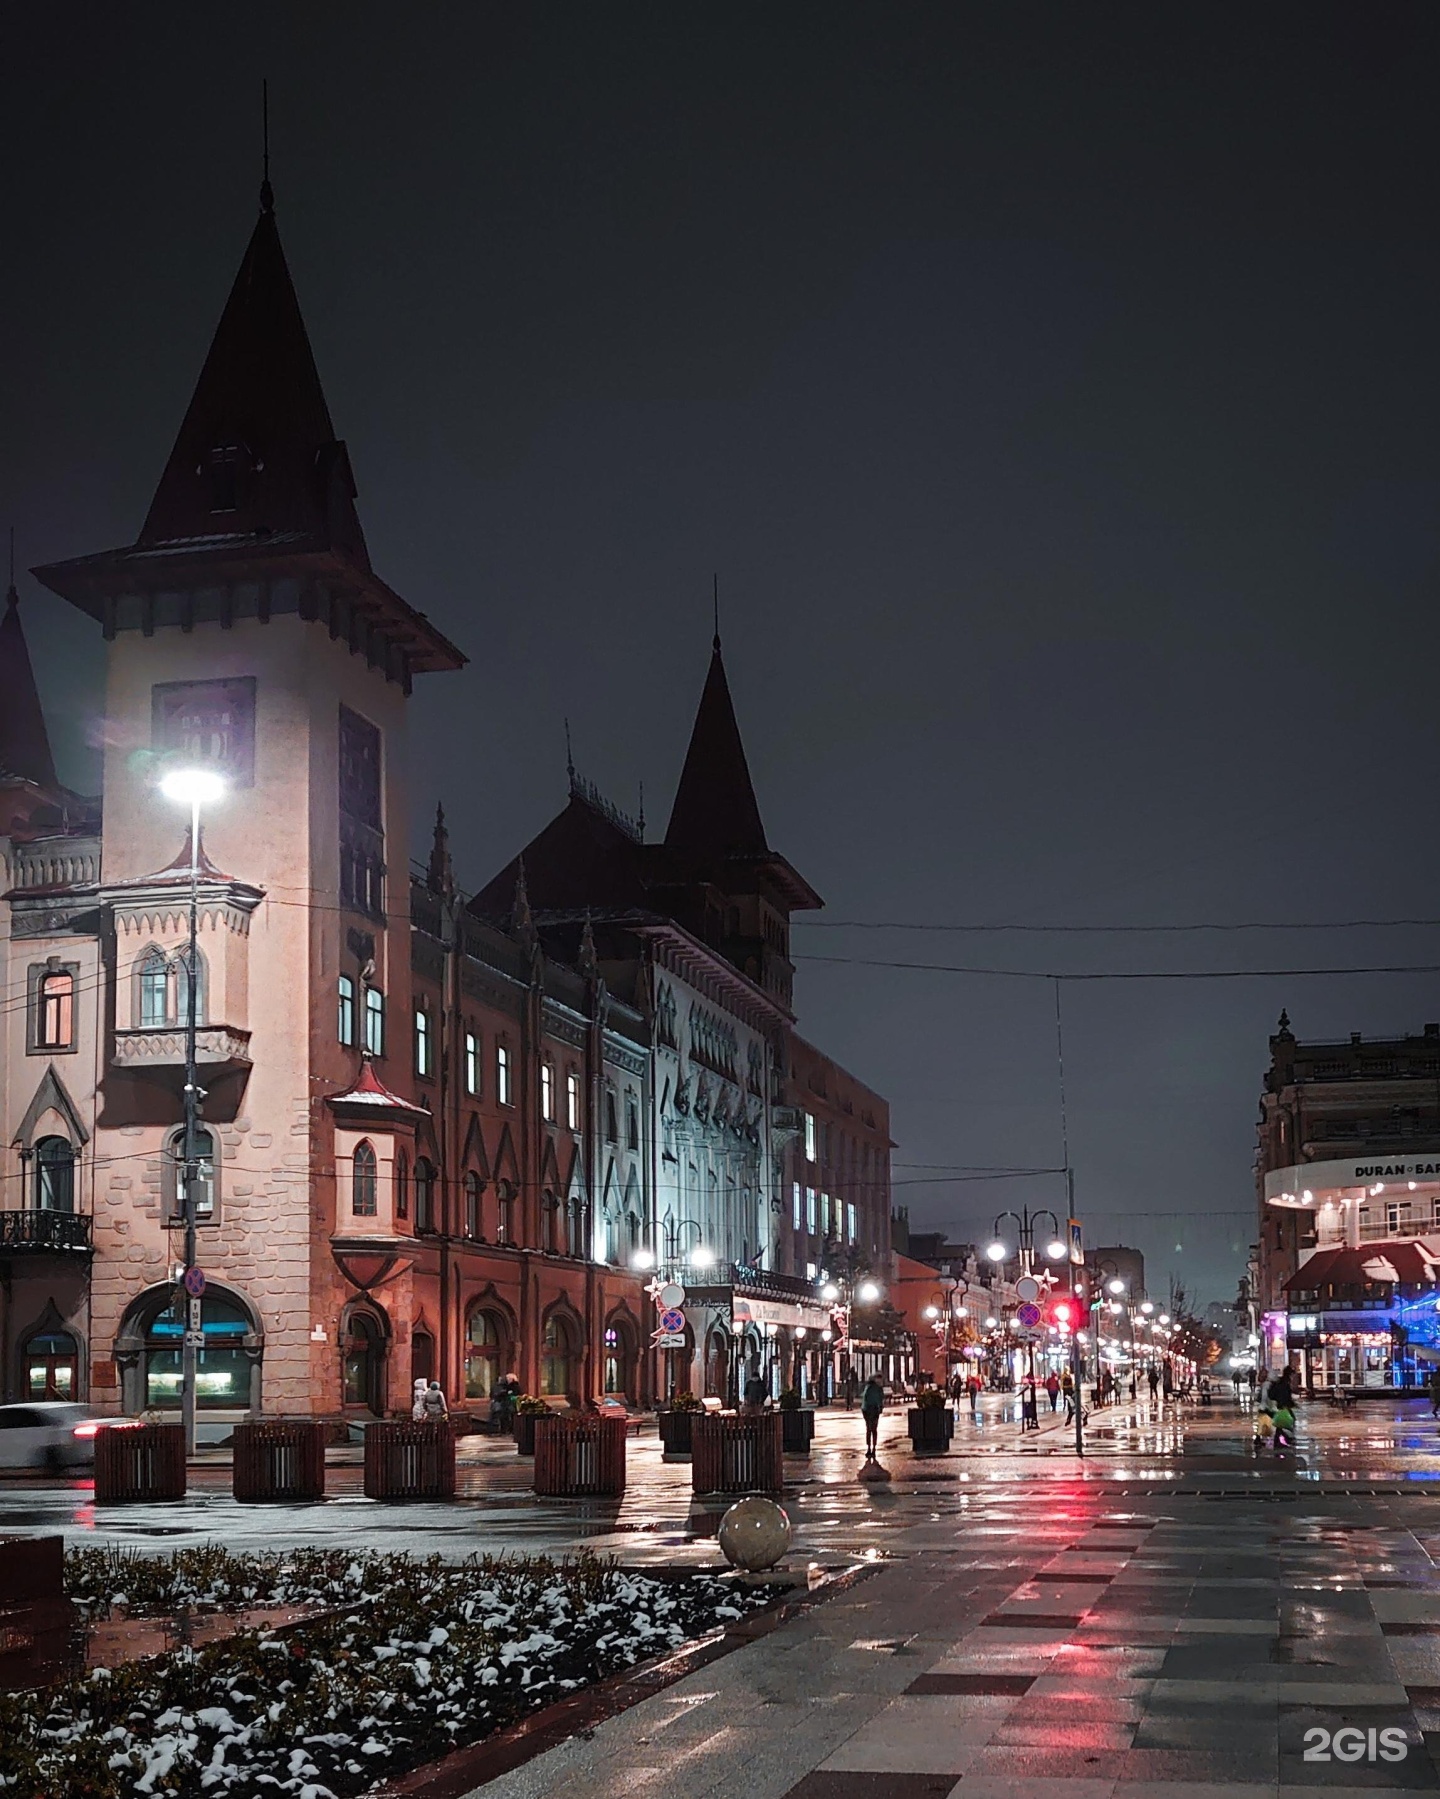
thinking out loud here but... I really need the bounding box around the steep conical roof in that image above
[664,638,768,857]
[0,582,59,790]
[137,197,368,564]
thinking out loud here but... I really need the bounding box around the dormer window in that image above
[206,444,246,513]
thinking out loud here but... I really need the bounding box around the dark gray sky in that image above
[7,5,1440,1306]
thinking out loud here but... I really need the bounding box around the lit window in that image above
[566,1070,580,1131]
[847,1202,857,1243]
[465,1031,480,1096]
[793,1182,802,1231]
[497,1043,512,1106]
[338,974,355,1047]
[821,1192,831,1236]
[36,970,74,1050]
[805,1188,817,1234]
[804,1113,817,1162]
[364,987,385,1056]
[541,1059,555,1122]
[352,1141,377,1217]
[415,1007,432,1077]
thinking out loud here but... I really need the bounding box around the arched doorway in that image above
[411,1328,434,1388]
[343,1310,387,1414]
[704,1325,730,1402]
[540,1312,576,1399]
[144,1294,254,1411]
[25,1328,79,1400]
[603,1313,637,1401]
[464,1308,505,1399]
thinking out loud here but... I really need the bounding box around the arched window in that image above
[414,1007,432,1078]
[25,1329,79,1400]
[603,1317,636,1400]
[139,947,169,1026]
[175,947,206,1025]
[569,1197,584,1257]
[464,1309,503,1398]
[395,1150,409,1220]
[542,1194,558,1254]
[541,1059,555,1121]
[352,1141,378,1217]
[414,1159,434,1233]
[541,1313,575,1398]
[146,1292,251,1410]
[464,1171,481,1239]
[496,1181,514,1245]
[38,970,74,1050]
[34,1137,75,1213]
[168,1127,217,1221]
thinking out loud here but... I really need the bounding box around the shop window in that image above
[25,1329,79,1401]
[146,1293,251,1411]
[36,970,74,1050]
[338,974,356,1047]
[33,1137,75,1213]
[464,1309,502,1399]
[540,1314,575,1398]
[352,1141,378,1217]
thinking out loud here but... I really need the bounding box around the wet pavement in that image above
[10,1393,1440,1795]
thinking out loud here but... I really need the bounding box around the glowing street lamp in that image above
[157,765,227,1457]
[856,1280,881,1304]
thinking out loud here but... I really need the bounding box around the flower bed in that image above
[0,1547,780,1798]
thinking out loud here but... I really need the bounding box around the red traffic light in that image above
[1049,1297,1076,1330]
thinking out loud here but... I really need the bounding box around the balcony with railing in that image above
[0,1211,93,1255]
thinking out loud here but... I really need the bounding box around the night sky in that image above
[7,6,1440,1307]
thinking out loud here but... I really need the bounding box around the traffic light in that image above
[1048,1295,1077,1333]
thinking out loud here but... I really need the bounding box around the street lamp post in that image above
[158,766,226,1457]
[986,1206,1078,1445]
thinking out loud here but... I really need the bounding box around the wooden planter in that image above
[692,1411,783,1495]
[0,1536,75,1692]
[533,1416,627,1497]
[93,1423,186,1502]
[658,1408,698,1459]
[514,1412,542,1457]
[362,1421,456,1500]
[233,1420,326,1502]
[780,1408,815,1454]
[907,1405,954,1456]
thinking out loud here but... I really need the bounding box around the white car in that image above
[0,1402,102,1471]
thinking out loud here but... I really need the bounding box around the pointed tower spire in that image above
[511,855,535,942]
[664,636,768,857]
[135,194,369,564]
[426,802,453,897]
[0,552,59,792]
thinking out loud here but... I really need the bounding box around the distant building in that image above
[1256,1011,1440,1389]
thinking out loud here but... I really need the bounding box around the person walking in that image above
[421,1379,449,1421]
[1045,1372,1061,1413]
[411,1376,428,1422]
[860,1375,885,1459]
[1147,1365,1160,1402]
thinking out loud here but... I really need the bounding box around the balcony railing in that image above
[112,1025,252,1070]
[0,1211,93,1254]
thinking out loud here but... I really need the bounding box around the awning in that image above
[1286,1240,1440,1292]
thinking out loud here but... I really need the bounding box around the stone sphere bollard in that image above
[717,1495,793,1571]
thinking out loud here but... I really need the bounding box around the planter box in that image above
[0,1537,74,1693]
[514,1412,541,1457]
[692,1411,783,1495]
[233,1420,326,1502]
[780,1408,815,1454]
[363,1421,456,1500]
[533,1416,627,1497]
[94,1423,186,1502]
[907,1406,954,1456]
[658,1408,698,1460]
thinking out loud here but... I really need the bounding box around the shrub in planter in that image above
[658,1391,703,1459]
[907,1388,954,1455]
[514,1395,548,1457]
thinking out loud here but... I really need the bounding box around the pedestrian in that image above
[1427,1367,1440,1418]
[1060,1370,1075,1419]
[1147,1365,1160,1401]
[860,1375,885,1459]
[411,1376,428,1422]
[1128,1374,1137,1403]
[1253,1367,1274,1449]
[421,1379,449,1421]
[743,1367,766,1413]
[967,1372,981,1409]
[1021,1377,1040,1430]
[1045,1372,1060,1412]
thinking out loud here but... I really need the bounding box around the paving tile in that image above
[1118,1747,1281,1782]
[950,1782,1118,1799]
[989,1719,1138,1750]
[906,1674,1035,1696]
[781,1776,962,1799]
